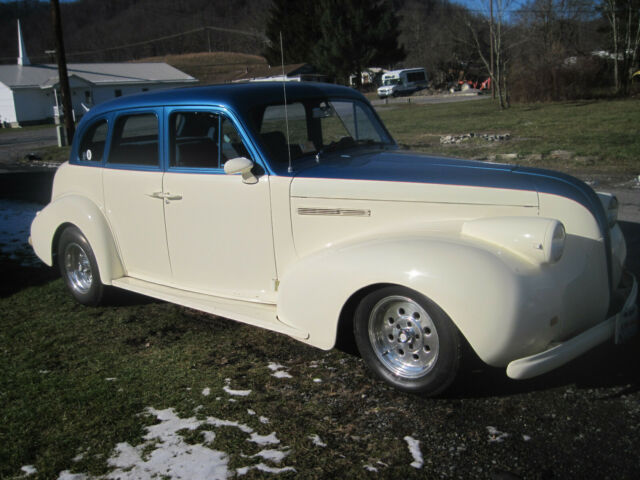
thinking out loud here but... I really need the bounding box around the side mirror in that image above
[224,156,258,184]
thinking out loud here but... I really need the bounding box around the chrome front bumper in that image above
[506,271,638,380]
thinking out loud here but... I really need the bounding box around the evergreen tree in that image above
[312,0,406,85]
[263,0,321,65]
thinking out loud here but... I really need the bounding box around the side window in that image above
[221,117,251,165]
[259,103,311,163]
[108,113,159,166]
[78,119,108,162]
[170,111,220,169]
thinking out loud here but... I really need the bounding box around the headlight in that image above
[462,217,566,265]
[548,221,566,264]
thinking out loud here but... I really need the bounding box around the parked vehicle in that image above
[377,68,428,98]
[30,83,637,395]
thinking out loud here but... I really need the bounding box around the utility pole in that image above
[490,0,495,100]
[50,0,75,144]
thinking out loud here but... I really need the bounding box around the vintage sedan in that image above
[30,82,638,395]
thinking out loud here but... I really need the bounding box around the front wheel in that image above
[57,226,105,306]
[354,286,461,395]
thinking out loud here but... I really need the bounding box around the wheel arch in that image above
[31,195,124,284]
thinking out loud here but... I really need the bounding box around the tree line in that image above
[1,0,638,102]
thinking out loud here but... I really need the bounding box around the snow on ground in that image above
[267,362,293,379]
[56,407,294,480]
[486,426,510,443]
[308,434,327,447]
[404,436,424,469]
[223,378,252,397]
[0,199,41,265]
[21,465,37,475]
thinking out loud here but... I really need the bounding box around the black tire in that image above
[354,286,461,396]
[57,226,105,306]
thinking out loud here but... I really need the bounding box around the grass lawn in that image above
[376,97,640,177]
[2,256,640,479]
[1,97,640,479]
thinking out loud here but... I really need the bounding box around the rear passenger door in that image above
[162,108,277,302]
[102,108,172,283]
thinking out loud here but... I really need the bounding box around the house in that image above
[0,21,197,127]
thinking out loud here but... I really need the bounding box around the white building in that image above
[0,21,197,127]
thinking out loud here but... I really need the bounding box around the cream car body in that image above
[31,83,637,395]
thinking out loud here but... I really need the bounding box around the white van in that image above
[377,68,428,98]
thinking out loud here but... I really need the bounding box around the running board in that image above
[112,277,309,340]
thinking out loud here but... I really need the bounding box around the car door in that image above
[102,108,172,283]
[162,108,277,302]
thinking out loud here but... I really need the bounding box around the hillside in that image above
[133,52,268,85]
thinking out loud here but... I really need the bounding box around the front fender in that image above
[277,236,561,366]
[30,194,124,284]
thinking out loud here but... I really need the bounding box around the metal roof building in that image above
[0,22,197,127]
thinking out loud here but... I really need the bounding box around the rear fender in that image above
[30,194,124,284]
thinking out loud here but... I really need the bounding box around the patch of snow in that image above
[487,426,510,443]
[364,464,378,472]
[522,434,531,442]
[313,378,322,383]
[105,378,116,382]
[72,452,85,462]
[0,199,41,265]
[268,362,285,371]
[57,407,293,480]
[404,436,424,469]
[252,449,289,463]
[57,471,88,480]
[259,416,270,424]
[308,434,327,447]
[21,465,37,475]
[268,362,293,379]
[247,409,256,416]
[237,463,296,476]
[202,387,211,396]
[223,379,251,397]
[249,432,280,446]
[39,370,50,374]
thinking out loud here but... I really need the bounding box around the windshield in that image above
[382,78,399,86]
[251,97,394,171]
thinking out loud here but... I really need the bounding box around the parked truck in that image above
[377,68,428,98]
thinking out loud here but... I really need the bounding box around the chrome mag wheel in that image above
[368,295,440,379]
[63,242,93,295]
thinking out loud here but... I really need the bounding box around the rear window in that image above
[78,119,108,162]
[108,113,159,166]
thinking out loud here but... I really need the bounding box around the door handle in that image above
[147,192,182,201]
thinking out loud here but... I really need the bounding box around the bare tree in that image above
[601,0,640,94]
[465,0,515,109]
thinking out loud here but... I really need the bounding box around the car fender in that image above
[30,194,124,284]
[277,236,559,366]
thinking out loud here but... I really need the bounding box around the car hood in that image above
[291,149,605,219]
[291,148,608,230]
[291,149,539,206]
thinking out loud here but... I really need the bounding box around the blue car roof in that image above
[84,82,366,120]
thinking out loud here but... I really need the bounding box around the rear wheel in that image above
[354,286,461,395]
[57,226,104,306]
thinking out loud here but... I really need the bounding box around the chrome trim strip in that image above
[297,207,371,217]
